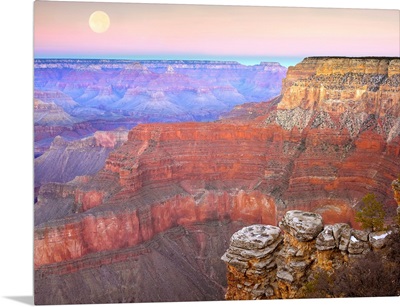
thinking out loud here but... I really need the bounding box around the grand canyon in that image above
[34,56,400,304]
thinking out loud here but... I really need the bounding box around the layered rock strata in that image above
[34,57,400,303]
[221,225,283,300]
[277,57,399,137]
[259,57,400,220]
[222,210,393,300]
[34,220,243,305]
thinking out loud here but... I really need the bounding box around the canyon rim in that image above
[32,1,400,305]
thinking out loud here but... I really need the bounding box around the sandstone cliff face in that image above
[281,58,399,111]
[278,57,399,137]
[35,182,277,266]
[34,57,400,304]
[221,210,393,300]
[258,57,399,221]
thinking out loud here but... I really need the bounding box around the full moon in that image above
[89,11,110,33]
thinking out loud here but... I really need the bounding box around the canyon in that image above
[34,59,286,152]
[34,59,287,195]
[34,57,400,304]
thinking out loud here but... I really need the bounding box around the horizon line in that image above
[33,54,307,67]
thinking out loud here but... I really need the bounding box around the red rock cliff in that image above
[34,57,400,302]
[280,57,399,119]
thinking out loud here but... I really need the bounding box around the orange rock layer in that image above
[35,120,399,268]
[35,188,277,267]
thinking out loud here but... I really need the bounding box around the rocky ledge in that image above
[221,210,394,300]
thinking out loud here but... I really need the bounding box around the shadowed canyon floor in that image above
[35,221,245,304]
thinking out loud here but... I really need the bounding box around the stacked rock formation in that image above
[276,210,324,298]
[222,210,392,300]
[221,225,283,300]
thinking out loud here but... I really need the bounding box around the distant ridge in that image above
[34,58,288,67]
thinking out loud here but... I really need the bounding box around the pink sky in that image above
[34,1,399,65]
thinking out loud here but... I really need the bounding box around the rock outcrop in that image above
[34,129,128,189]
[281,57,399,111]
[34,99,78,126]
[222,210,393,300]
[393,179,400,216]
[221,225,283,300]
[34,57,400,304]
[393,179,400,205]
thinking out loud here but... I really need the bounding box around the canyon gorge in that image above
[34,57,399,304]
[34,59,287,199]
[34,59,286,155]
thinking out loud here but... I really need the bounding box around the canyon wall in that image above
[34,57,400,304]
[261,57,399,221]
[34,59,287,191]
[35,220,244,304]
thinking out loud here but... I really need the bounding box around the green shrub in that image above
[355,193,386,231]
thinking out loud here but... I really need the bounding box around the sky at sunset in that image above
[34,1,399,67]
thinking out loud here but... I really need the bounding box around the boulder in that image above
[221,225,283,272]
[369,230,392,249]
[316,225,336,250]
[279,210,324,241]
